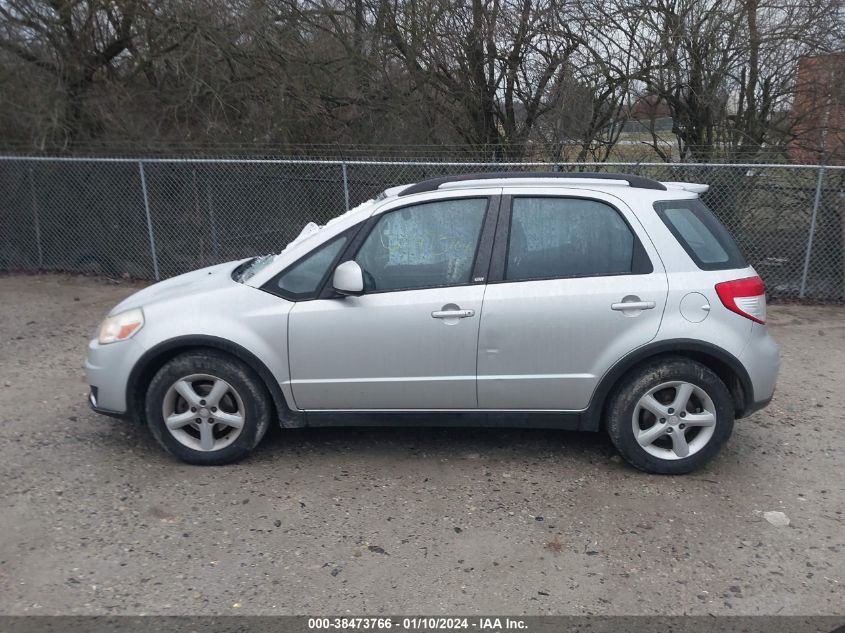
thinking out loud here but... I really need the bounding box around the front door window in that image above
[354,198,488,292]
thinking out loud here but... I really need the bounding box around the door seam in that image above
[474,189,503,408]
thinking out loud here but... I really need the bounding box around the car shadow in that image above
[86,409,617,468]
[252,423,616,465]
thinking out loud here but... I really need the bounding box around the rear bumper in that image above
[738,323,780,417]
[741,394,773,418]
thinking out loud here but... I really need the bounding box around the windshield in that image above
[234,198,379,283]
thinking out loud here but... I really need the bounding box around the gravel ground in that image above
[0,273,842,616]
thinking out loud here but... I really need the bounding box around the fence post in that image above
[191,167,203,265]
[27,165,44,268]
[205,185,220,261]
[799,166,826,298]
[342,161,350,211]
[138,161,160,281]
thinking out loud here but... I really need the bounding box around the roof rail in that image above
[398,171,667,196]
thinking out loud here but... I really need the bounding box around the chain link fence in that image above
[1,157,843,301]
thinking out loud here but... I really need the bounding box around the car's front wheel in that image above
[605,357,734,474]
[145,351,272,465]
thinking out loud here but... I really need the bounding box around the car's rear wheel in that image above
[605,357,734,474]
[145,351,272,465]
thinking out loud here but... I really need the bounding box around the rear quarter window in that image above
[654,199,747,270]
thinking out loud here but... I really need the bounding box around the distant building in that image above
[790,52,845,164]
[623,93,673,134]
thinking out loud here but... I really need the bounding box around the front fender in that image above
[128,284,299,425]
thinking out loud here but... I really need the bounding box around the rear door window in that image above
[654,200,746,270]
[505,197,649,281]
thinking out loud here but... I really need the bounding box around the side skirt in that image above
[303,410,583,431]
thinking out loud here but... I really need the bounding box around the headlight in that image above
[98,308,144,345]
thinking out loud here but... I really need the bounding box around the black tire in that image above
[145,350,273,465]
[605,356,734,475]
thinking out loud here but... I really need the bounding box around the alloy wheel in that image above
[631,381,718,460]
[161,373,246,452]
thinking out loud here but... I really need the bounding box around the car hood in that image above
[110,260,247,314]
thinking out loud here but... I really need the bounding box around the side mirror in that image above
[332,260,364,295]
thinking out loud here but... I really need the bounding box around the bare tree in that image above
[626,0,842,161]
[0,0,141,147]
[367,0,583,157]
[0,0,841,158]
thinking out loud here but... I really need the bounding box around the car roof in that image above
[398,171,668,195]
[244,173,702,288]
[379,173,708,201]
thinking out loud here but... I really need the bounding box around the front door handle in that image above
[611,300,656,311]
[432,309,475,319]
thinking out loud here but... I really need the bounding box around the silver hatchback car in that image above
[86,172,779,474]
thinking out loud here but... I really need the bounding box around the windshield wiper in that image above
[231,258,257,282]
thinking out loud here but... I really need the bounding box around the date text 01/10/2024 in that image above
[307,617,528,630]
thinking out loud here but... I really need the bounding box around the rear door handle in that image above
[611,301,656,311]
[432,309,475,319]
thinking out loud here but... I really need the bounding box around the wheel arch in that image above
[126,335,300,427]
[582,339,753,432]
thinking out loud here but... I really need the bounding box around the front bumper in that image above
[85,337,147,415]
[88,386,129,419]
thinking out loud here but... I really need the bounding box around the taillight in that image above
[715,276,766,324]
